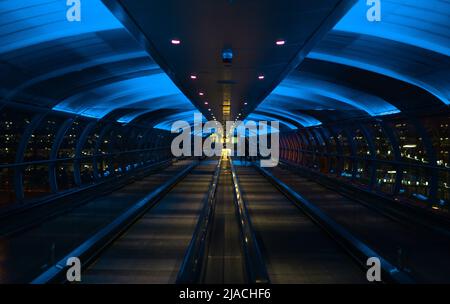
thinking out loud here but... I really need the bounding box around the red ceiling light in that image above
[276,39,286,46]
[171,39,181,45]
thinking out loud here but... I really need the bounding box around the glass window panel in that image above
[80,162,94,184]
[355,160,372,185]
[335,128,352,157]
[328,157,338,175]
[56,163,75,191]
[0,168,15,207]
[388,120,428,165]
[354,128,371,158]
[98,130,113,155]
[58,119,87,159]
[375,164,397,194]
[341,158,353,178]
[399,167,432,203]
[0,107,33,164]
[421,115,450,169]
[82,124,103,157]
[366,123,394,161]
[25,116,65,161]
[437,170,449,211]
[23,165,51,200]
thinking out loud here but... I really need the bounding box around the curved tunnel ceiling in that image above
[101,0,357,122]
[0,0,449,131]
[257,0,450,127]
[0,0,198,128]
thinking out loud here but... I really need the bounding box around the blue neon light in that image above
[153,111,206,131]
[53,73,193,119]
[0,0,122,54]
[334,0,450,56]
[269,78,400,117]
[307,51,449,106]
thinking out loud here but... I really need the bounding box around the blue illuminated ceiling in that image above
[0,0,197,127]
[0,0,449,132]
[255,0,450,126]
[333,0,450,56]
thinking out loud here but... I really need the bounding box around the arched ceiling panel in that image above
[257,0,449,127]
[333,0,450,56]
[153,111,206,132]
[53,73,195,119]
[0,0,198,129]
[0,0,122,53]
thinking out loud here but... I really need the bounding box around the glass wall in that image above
[0,108,33,206]
[0,105,174,210]
[279,113,450,212]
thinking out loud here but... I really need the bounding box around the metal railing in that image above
[230,158,270,284]
[176,158,222,283]
[31,161,198,284]
[254,163,415,284]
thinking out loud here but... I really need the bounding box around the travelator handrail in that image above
[176,158,222,283]
[254,163,415,284]
[230,159,270,284]
[31,161,198,284]
[279,160,450,238]
[0,158,176,237]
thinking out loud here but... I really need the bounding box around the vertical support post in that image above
[49,118,74,193]
[14,113,46,202]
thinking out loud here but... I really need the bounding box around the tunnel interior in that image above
[0,0,449,285]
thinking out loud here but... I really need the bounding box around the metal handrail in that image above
[31,161,198,284]
[0,158,174,222]
[255,163,415,284]
[230,159,270,284]
[176,158,222,283]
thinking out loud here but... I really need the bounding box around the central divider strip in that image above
[230,159,270,284]
[31,160,199,284]
[177,156,269,284]
[176,158,222,283]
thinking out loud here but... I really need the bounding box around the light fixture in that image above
[190,75,197,80]
[244,102,248,105]
[204,101,208,105]
[258,75,265,80]
[276,39,286,46]
[171,39,181,45]
[222,48,233,64]
[208,108,211,111]
[199,92,205,96]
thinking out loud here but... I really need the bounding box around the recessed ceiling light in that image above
[244,102,248,105]
[276,40,286,46]
[208,108,211,111]
[171,39,181,45]
[258,75,265,80]
[204,101,208,105]
[190,75,197,79]
[199,92,205,96]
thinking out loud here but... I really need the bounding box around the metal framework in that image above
[279,114,450,209]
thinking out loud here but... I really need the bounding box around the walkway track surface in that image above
[268,166,450,283]
[82,160,218,283]
[0,160,194,283]
[203,158,247,284]
[234,163,366,284]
